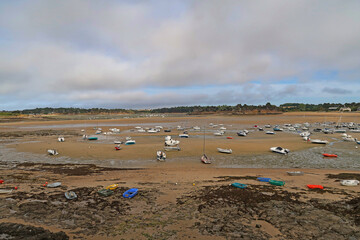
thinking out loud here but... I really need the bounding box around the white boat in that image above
[125,140,136,145]
[193,126,201,131]
[270,147,289,155]
[147,129,158,133]
[217,148,232,154]
[266,131,275,135]
[265,124,271,128]
[135,126,142,129]
[350,129,360,133]
[164,146,181,151]
[219,127,226,130]
[310,139,328,144]
[114,140,122,144]
[214,131,224,136]
[300,132,310,137]
[287,171,304,176]
[340,180,359,186]
[47,149,59,155]
[334,129,346,133]
[179,134,189,138]
[201,154,211,164]
[237,131,247,136]
[137,129,146,133]
[156,151,166,161]
[58,136,65,142]
[342,134,356,142]
[164,136,180,146]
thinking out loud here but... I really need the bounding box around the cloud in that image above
[0,0,360,110]
[322,87,352,95]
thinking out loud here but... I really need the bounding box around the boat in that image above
[64,191,77,200]
[266,131,275,135]
[217,148,232,154]
[237,131,247,136]
[201,127,212,164]
[125,139,136,145]
[342,134,356,142]
[226,137,233,139]
[115,145,122,150]
[164,136,180,146]
[0,189,13,194]
[334,129,346,133]
[287,171,304,176]
[156,151,166,161]
[299,132,311,137]
[58,136,65,142]
[269,180,285,186]
[350,129,360,133]
[137,129,146,133]
[164,129,171,132]
[98,189,114,197]
[88,137,98,141]
[106,184,119,190]
[264,124,271,128]
[47,149,59,155]
[270,147,289,155]
[179,133,189,138]
[257,177,271,182]
[123,188,138,198]
[340,180,359,186]
[322,153,337,157]
[47,182,62,188]
[164,146,181,151]
[214,131,224,136]
[307,185,324,189]
[231,183,247,189]
[310,139,328,144]
[273,127,283,131]
[357,140,360,145]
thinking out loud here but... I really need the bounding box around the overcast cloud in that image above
[0,0,359,110]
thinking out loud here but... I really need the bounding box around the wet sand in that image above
[0,112,359,239]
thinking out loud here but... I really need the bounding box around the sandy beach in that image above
[0,112,359,239]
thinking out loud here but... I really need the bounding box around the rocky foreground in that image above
[0,170,359,240]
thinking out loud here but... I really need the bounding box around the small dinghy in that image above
[257,177,271,182]
[270,147,289,155]
[322,153,337,157]
[217,148,232,154]
[307,185,324,189]
[266,131,275,135]
[98,189,114,197]
[115,145,122,150]
[201,154,211,164]
[47,182,62,188]
[340,180,359,186]
[310,139,328,144]
[231,183,247,189]
[47,149,59,155]
[269,180,285,186]
[0,189,13,194]
[287,171,304,176]
[157,151,166,161]
[106,184,119,191]
[226,137,233,139]
[237,131,247,136]
[123,188,138,198]
[65,191,77,200]
[88,136,98,140]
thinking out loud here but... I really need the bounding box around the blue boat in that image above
[123,188,138,198]
[231,183,247,189]
[88,137,98,141]
[257,177,271,182]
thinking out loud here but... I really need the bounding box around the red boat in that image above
[322,153,337,157]
[226,137,233,139]
[115,146,121,151]
[307,185,324,189]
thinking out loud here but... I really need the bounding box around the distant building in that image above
[328,106,339,110]
[339,107,351,112]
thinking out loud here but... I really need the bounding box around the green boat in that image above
[88,137,98,141]
[269,180,285,186]
[231,182,247,189]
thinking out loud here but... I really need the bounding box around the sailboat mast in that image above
[203,125,206,154]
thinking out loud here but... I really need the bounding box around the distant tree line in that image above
[2,102,359,115]
[280,102,360,112]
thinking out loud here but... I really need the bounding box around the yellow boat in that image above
[105,184,119,191]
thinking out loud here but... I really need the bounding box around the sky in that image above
[0,0,359,110]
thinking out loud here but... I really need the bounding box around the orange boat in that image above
[307,185,324,189]
[322,153,337,157]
